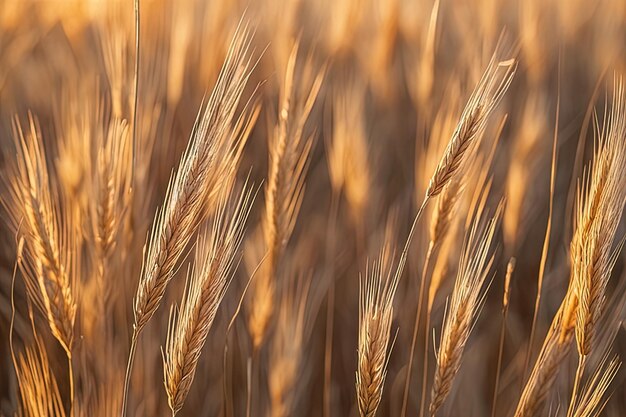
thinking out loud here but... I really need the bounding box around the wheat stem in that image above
[400,240,433,417]
[131,0,140,182]
[523,58,560,383]
[323,192,340,417]
[491,258,515,417]
[67,354,74,416]
[120,327,138,417]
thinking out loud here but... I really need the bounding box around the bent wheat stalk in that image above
[491,258,515,417]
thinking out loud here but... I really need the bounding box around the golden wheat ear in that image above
[248,40,325,351]
[517,78,626,417]
[429,201,502,417]
[572,76,626,357]
[3,114,77,358]
[163,183,254,416]
[564,75,626,416]
[356,247,400,417]
[425,48,516,200]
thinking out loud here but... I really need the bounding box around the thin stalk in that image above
[522,58,560,383]
[245,361,251,417]
[67,354,74,416]
[418,279,433,417]
[121,3,140,414]
[9,239,22,401]
[223,256,266,417]
[400,241,433,417]
[120,328,139,417]
[400,198,429,271]
[131,0,140,182]
[491,258,514,417]
[323,193,340,417]
[246,353,256,417]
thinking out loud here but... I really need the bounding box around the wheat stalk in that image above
[5,115,77,355]
[491,257,515,417]
[402,49,514,417]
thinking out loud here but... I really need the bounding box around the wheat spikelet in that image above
[503,95,547,249]
[99,6,132,119]
[163,184,253,415]
[89,117,133,326]
[356,249,399,417]
[167,1,193,108]
[75,373,124,417]
[429,202,502,417]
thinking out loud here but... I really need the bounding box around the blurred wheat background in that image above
[1,1,626,416]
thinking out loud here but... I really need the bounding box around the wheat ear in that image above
[567,76,626,416]
[356,249,400,417]
[3,115,78,408]
[248,40,324,350]
[164,185,254,415]
[429,202,502,417]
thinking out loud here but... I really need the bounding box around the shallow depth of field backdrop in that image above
[1,1,626,417]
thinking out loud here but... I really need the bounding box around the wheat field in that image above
[1,0,626,416]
